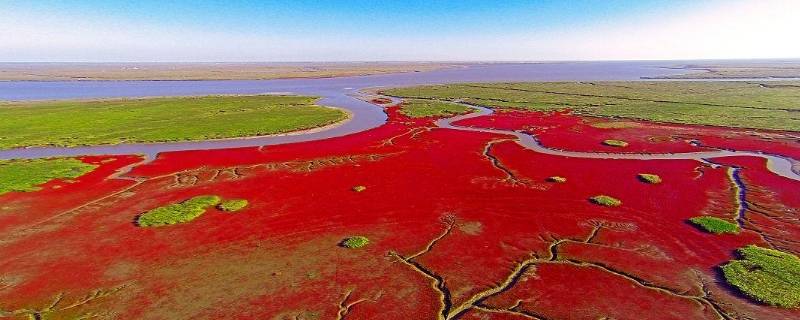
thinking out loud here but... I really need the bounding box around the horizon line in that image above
[2,58,800,64]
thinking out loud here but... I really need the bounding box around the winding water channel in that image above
[437,105,800,182]
[0,61,798,181]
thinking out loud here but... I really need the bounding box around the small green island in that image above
[340,236,370,248]
[137,195,222,227]
[689,216,740,234]
[721,245,800,308]
[590,195,622,207]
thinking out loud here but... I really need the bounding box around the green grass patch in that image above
[0,158,97,196]
[218,199,248,212]
[721,245,800,308]
[590,195,622,207]
[352,185,367,192]
[340,236,370,248]
[137,195,221,227]
[397,98,472,118]
[547,176,567,183]
[689,216,740,234]
[637,173,662,184]
[602,139,629,147]
[0,95,348,150]
[384,82,800,131]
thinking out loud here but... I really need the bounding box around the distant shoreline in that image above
[642,61,800,79]
[0,62,465,82]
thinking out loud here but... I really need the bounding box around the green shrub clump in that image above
[589,195,622,207]
[137,195,221,227]
[352,185,367,192]
[340,236,370,249]
[0,158,97,195]
[602,139,629,147]
[218,199,249,212]
[547,176,567,183]
[689,216,740,234]
[721,245,800,308]
[637,173,662,184]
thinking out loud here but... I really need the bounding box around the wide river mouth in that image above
[0,61,797,182]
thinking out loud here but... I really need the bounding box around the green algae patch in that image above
[137,195,221,227]
[721,245,800,308]
[637,173,662,184]
[689,216,740,234]
[589,195,622,207]
[0,158,97,196]
[602,139,629,147]
[547,176,567,183]
[218,199,249,212]
[340,236,370,249]
[352,185,367,192]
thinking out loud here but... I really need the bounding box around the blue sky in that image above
[1,0,798,61]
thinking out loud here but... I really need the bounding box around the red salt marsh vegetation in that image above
[0,100,799,319]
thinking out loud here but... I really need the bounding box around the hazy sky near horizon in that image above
[1,0,798,62]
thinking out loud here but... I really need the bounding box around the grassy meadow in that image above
[385,81,800,131]
[398,98,473,118]
[0,95,348,149]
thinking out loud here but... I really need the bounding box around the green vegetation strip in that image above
[721,245,800,308]
[385,81,800,131]
[689,216,740,234]
[398,98,473,118]
[218,199,249,212]
[0,95,348,150]
[340,236,370,248]
[590,195,622,207]
[0,158,97,195]
[137,195,221,227]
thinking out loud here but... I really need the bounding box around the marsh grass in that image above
[0,158,97,195]
[637,173,662,184]
[689,216,740,234]
[137,195,222,227]
[0,95,347,150]
[398,99,472,118]
[218,199,249,212]
[589,195,622,207]
[384,82,800,131]
[340,236,370,249]
[547,176,567,183]
[721,245,800,308]
[602,139,629,147]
